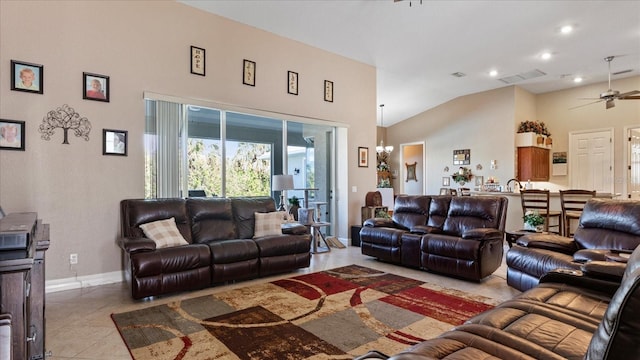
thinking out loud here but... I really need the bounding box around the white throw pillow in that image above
[253,212,286,238]
[139,217,189,248]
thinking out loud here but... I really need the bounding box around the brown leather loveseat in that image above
[360,195,508,281]
[357,244,640,360]
[118,197,311,299]
[507,198,640,291]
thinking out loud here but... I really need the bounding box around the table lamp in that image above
[272,174,294,211]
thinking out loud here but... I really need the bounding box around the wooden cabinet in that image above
[0,215,49,360]
[517,146,550,181]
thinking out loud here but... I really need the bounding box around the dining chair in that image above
[560,189,596,237]
[520,189,562,234]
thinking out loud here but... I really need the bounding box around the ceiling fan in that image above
[574,56,640,110]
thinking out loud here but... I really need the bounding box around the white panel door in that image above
[569,129,613,193]
[629,127,640,200]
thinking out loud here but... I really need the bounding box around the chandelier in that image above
[376,104,393,154]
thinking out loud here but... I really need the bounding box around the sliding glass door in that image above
[145,98,334,237]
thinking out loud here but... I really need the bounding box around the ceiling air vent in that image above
[498,69,546,84]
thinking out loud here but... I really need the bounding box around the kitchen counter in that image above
[471,191,619,198]
[470,191,620,234]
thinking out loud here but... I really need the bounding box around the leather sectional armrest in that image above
[281,222,308,235]
[410,225,441,235]
[515,233,578,255]
[363,218,396,228]
[540,268,620,296]
[118,236,156,253]
[580,261,626,282]
[461,228,501,240]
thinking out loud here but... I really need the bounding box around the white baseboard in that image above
[45,270,124,293]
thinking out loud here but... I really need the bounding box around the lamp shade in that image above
[272,174,294,191]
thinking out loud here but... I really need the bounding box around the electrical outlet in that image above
[69,253,78,265]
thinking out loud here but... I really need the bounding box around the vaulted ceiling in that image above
[180,0,640,126]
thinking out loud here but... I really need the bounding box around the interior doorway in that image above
[568,128,613,194]
[400,142,425,195]
[627,126,640,200]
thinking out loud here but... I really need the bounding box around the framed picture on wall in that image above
[11,60,43,94]
[442,177,450,186]
[324,80,333,102]
[103,129,127,156]
[243,59,256,86]
[406,162,417,182]
[190,46,205,76]
[0,119,25,151]
[287,71,298,95]
[475,176,484,187]
[83,72,110,102]
[358,147,368,167]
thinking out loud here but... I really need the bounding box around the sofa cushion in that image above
[121,198,191,242]
[232,197,277,239]
[139,217,189,248]
[254,211,286,238]
[187,198,237,243]
[574,199,640,250]
[443,197,502,236]
[392,195,432,230]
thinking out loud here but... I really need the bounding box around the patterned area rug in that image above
[111,265,496,360]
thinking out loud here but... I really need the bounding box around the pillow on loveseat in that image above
[139,217,189,248]
[254,211,287,238]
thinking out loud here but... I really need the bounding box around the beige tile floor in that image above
[45,244,520,359]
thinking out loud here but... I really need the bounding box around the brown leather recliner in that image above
[119,197,311,299]
[507,198,640,291]
[356,244,640,360]
[360,195,508,281]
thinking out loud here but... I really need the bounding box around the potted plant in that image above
[288,196,300,221]
[523,210,544,231]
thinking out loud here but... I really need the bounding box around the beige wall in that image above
[387,86,517,193]
[0,1,376,281]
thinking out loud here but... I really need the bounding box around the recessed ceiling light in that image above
[573,77,583,83]
[560,25,573,34]
[541,52,552,60]
[489,70,498,77]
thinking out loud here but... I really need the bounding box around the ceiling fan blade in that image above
[618,90,640,99]
[606,99,615,109]
[569,99,603,110]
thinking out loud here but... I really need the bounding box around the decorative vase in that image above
[523,222,537,231]
[289,205,299,221]
[536,136,545,145]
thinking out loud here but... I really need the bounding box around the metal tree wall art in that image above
[39,104,91,144]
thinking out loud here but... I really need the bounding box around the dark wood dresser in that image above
[0,213,50,360]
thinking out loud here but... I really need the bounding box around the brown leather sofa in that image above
[118,197,311,299]
[507,198,640,291]
[356,244,640,360]
[360,195,508,281]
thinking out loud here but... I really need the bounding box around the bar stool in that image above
[560,189,596,237]
[520,189,562,234]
